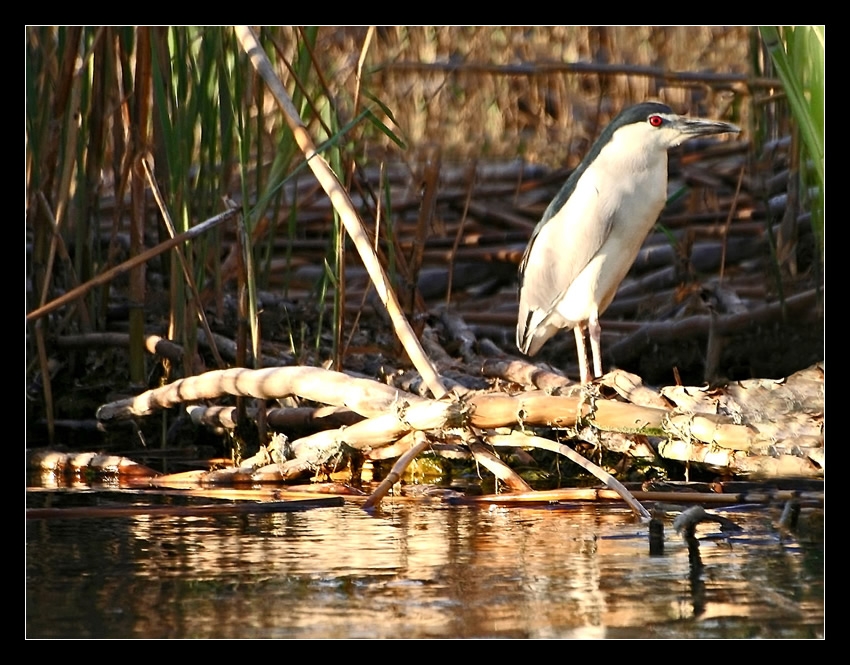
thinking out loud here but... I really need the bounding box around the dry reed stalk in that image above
[235,25,447,399]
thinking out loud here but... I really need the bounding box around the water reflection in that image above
[26,500,823,638]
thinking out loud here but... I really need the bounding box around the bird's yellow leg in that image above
[574,325,593,384]
[588,311,604,380]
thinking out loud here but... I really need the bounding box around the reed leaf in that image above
[759,26,824,259]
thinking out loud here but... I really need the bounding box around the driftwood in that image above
[95,364,822,463]
[29,449,159,478]
[88,356,823,512]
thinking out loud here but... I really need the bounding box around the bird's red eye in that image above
[649,115,664,127]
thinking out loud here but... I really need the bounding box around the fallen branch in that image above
[26,495,343,520]
[96,365,430,421]
[487,432,651,520]
[363,431,432,509]
[94,361,823,480]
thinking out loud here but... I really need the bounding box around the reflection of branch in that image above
[686,532,706,618]
[673,504,751,618]
[673,506,712,617]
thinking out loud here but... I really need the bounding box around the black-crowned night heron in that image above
[516,102,740,383]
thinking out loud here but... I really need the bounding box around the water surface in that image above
[26,493,823,638]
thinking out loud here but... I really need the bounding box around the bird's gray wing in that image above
[517,168,612,346]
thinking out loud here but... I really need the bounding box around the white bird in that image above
[516,102,740,383]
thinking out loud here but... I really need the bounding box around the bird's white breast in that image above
[554,131,669,323]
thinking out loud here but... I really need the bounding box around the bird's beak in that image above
[676,115,741,138]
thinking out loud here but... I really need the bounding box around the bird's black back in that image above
[518,102,673,285]
[539,102,673,228]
